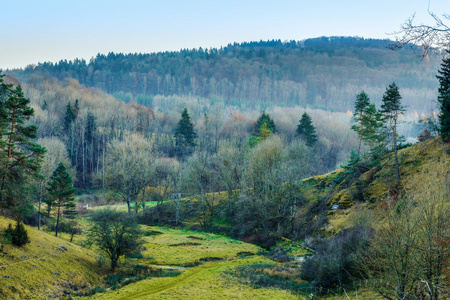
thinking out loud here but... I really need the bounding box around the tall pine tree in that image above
[175,108,197,156]
[381,82,405,182]
[0,73,46,218]
[64,101,77,131]
[352,91,371,154]
[436,50,450,142]
[296,112,317,147]
[47,163,76,237]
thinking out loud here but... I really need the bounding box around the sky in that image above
[1,0,449,69]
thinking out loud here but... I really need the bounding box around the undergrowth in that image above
[224,263,311,295]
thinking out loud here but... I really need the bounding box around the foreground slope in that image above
[0,217,102,299]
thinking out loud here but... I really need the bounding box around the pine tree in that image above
[296,112,317,146]
[0,74,46,218]
[46,163,76,237]
[436,50,450,142]
[64,101,77,131]
[255,111,276,133]
[175,108,197,156]
[352,91,371,154]
[380,82,405,182]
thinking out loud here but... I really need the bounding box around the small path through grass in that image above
[92,257,299,300]
[102,263,218,300]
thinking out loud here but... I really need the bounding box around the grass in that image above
[90,201,158,212]
[89,257,302,300]
[0,217,103,299]
[139,226,261,266]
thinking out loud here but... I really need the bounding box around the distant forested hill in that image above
[12,37,442,112]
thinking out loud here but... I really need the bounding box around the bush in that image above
[5,221,31,247]
[301,226,372,291]
[265,245,292,262]
[225,263,309,294]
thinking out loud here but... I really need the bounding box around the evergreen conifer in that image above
[380,82,405,182]
[296,112,317,146]
[255,111,276,133]
[0,73,46,218]
[352,91,371,153]
[436,51,450,142]
[64,102,77,131]
[46,163,76,237]
[175,108,197,155]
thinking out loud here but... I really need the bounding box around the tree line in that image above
[12,37,441,112]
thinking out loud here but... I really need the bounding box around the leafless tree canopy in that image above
[391,6,450,57]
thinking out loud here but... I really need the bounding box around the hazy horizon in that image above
[2,0,449,69]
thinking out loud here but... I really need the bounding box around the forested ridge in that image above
[12,37,441,112]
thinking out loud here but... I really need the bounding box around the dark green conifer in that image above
[255,111,276,133]
[64,101,77,131]
[0,74,46,218]
[436,51,450,142]
[5,221,30,247]
[175,108,197,153]
[352,91,371,153]
[380,82,405,182]
[46,163,76,237]
[296,112,317,146]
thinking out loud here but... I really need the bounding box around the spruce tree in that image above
[255,111,276,133]
[380,82,405,182]
[296,112,317,146]
[175,108,197,156]
[0,74,46,218]
[351,91,371,154]
[64,101,77,131]
[436,51,450,142]
[46,163,76,237]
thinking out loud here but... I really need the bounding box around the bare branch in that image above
[389,8,450,58]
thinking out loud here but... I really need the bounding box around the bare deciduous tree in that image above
[99,133,157,213]
[391,4,450,56]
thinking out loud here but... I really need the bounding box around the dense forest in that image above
[11,37,442,112]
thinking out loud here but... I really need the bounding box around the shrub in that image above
[266,245,292,262]
[301,226,372,291]
[5,221,30,247]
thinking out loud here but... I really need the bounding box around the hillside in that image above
[11,37,441,112]
[0,218,102,299]
[297,137,449,233]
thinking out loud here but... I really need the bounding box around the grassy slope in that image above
[295,137,450,233]
[0,217,102,299]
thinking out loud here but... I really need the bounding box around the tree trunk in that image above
[55,201,61,237]
[38,191,42,231]
[393,119,400,182]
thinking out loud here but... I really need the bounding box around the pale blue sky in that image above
[1,0,449,69]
